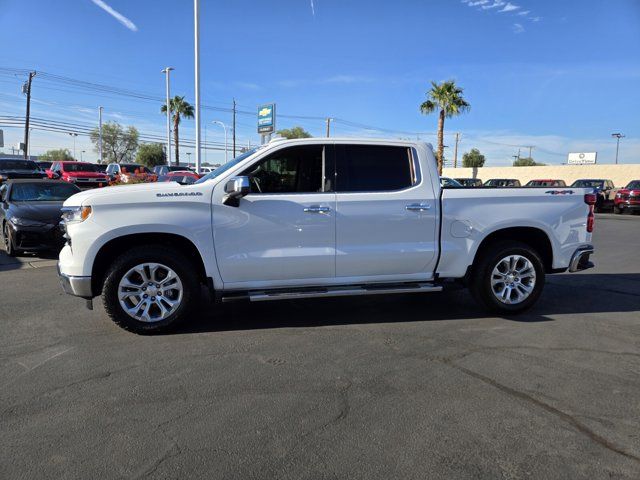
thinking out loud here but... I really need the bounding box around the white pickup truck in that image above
[58,138,595,333]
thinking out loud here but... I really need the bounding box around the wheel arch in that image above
[471,226,553,273]
[91,232,208,296]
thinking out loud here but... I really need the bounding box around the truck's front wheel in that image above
[102,246,199,334]
[470,241,545,314]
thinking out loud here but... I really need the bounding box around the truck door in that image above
[334,144,438,280]
[213,144,337,288]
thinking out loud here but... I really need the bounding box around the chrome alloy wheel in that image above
[118,263,183,322]
[490,255,537,305]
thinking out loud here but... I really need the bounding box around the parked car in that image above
[570,179,615,212]
[153,165,191,176]
[483,178,521,187]
[199,166,214,174]
[0,158,48,183]
[614,180,640,214]
[158,171,201,185]
[58,138,595,334]
[524,179,566,187]
[454,178,483,187]
[48,161,110,189]
[105,163,156,182]
[440,177,463,188]
[0,179,80,256]
[36,161,53,171]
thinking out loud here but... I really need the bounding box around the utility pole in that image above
[193,0,202,173]
[22,71,36,159]
[611,133,624,164]
[81,150,85,161]
[326,117,332,137]
[232,98,237,158]
[453,132,460,168]
[98,106,103,163]
[525,145,534,159]
[161,67,174,165]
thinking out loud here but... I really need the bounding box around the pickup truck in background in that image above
[57,139,596,334]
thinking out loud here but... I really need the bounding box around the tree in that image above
[136,143,167,168]
[513,157,546,166]
[277,126,312,139]
[420,80,470,175]
[462,148,486,168]
[39,148,75,161]
[90,122,139,163]
[161,96,194,166]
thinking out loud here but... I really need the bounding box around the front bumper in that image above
[57,263,93,298]
[569,246,594,273]
[8,222,65,251]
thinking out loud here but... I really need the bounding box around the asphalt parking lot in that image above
[1,214,639,479]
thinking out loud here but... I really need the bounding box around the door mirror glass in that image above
[223,176,251,206]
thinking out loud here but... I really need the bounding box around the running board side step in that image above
[221,282,443,303]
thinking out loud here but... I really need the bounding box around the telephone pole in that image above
[161,67,174,164]
[232,98,237,158]
[326,117,332,137]
[22,71,36,159]
[525,145,534,158]
[453,132,460,168]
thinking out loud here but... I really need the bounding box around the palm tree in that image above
[420,80,470,175]
[161,96,194,166]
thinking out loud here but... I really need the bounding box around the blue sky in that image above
[0,0,639,165]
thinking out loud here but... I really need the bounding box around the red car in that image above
[157,171,201,185]
[614,180,640,214]
[48,161,110,189]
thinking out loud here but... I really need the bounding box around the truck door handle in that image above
[406,203,431,212]
[303,205,331,214]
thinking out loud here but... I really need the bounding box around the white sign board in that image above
[567,152,597,165]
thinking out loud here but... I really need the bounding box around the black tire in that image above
[469,241,545,314]
[3,222,17,257]
[102,245,200,334]
[613,206,622,215]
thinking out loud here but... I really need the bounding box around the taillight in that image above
[584,194,595,233]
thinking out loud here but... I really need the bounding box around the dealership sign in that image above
[257,103,276,134]
[567,152,597,165]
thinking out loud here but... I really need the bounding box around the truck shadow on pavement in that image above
[177,273,640,334]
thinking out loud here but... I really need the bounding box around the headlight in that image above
[61,206,92,224]
[9,217,48,227]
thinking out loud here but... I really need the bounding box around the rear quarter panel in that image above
[439,187,593,278]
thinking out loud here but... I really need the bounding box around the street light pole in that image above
[81,150,85,161]
[193,0,202,174]
[69,132,78,159]
[161,67,174,165]
[212,120,228,163]
[611,133,625,164]
[186,152,192,168]
[98,106,103,163]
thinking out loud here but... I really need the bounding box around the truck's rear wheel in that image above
[470,241,545,314]
[102,246,199,334]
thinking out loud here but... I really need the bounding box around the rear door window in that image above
[336,145,415,192]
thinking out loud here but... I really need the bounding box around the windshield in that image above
[0,159,39,170]
[626,181,640,189]
[195,148,261,184]
[441,177,463,188]
[121,164,150,173]
[64,163,98,172]
[571,180,604,188]
[526,180,556,187]
[485,179,517,187]
[10,182,80,201]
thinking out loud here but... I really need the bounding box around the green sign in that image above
[257,104,275,134]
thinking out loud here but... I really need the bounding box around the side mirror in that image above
[223,176,251,207]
